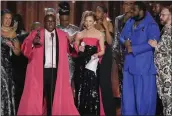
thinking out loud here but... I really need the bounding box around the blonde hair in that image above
[84,11,96,21]
[79,11,96,30]
[79,11,89,30]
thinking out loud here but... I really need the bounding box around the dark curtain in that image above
[1,1,122,32]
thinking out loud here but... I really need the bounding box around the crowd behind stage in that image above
[1,1,172,116]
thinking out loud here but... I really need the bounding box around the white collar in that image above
[45,29,55,34]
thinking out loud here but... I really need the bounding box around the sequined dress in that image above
[112,15,126,95]
[1,37,16,116]
[74,38,100,116]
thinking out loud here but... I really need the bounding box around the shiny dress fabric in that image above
[1,37,16,116]
[74,38,100,116]
[112,15,126,97]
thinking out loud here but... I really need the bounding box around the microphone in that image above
[51,33,54,39]
[50,32,54,114]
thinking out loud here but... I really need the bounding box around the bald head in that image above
[31,22,41,31]
[44,14,56,32]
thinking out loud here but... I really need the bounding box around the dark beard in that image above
[132,12,146,21]
[132,15,145,21]
[132,15,140,21]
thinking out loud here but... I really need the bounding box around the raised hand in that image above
[102,17,108,30]
[32,31,41,46]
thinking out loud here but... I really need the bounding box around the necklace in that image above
[1,26,12,32]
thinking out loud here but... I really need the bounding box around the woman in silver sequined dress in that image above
[1,10,21,115]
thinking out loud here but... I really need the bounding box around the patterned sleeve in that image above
[163,33,172,62]
[169,36,172,75]
[155,31,172,78]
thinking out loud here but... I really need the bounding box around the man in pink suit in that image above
[17,14,79,116]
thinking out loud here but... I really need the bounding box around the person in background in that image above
[17,14,79,116]
[120,2,160,115]
[112,1,134,115]
[152,2,163,30]
[13,14,28,36]
[31,22,42,31]
[12,14,29,112]
[57,2,79,37]
[148,6,172,115]
[1,9,21,116]
[95,6,116,116]
[45,8,56,15]
[13,14,29,43]
[57,2,79,89]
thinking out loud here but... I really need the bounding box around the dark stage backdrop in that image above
[1,1,171,32]
[1,1,123,32]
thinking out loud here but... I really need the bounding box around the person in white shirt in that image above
[17,14,79,116]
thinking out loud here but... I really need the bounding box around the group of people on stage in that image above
[1,1,172,116]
